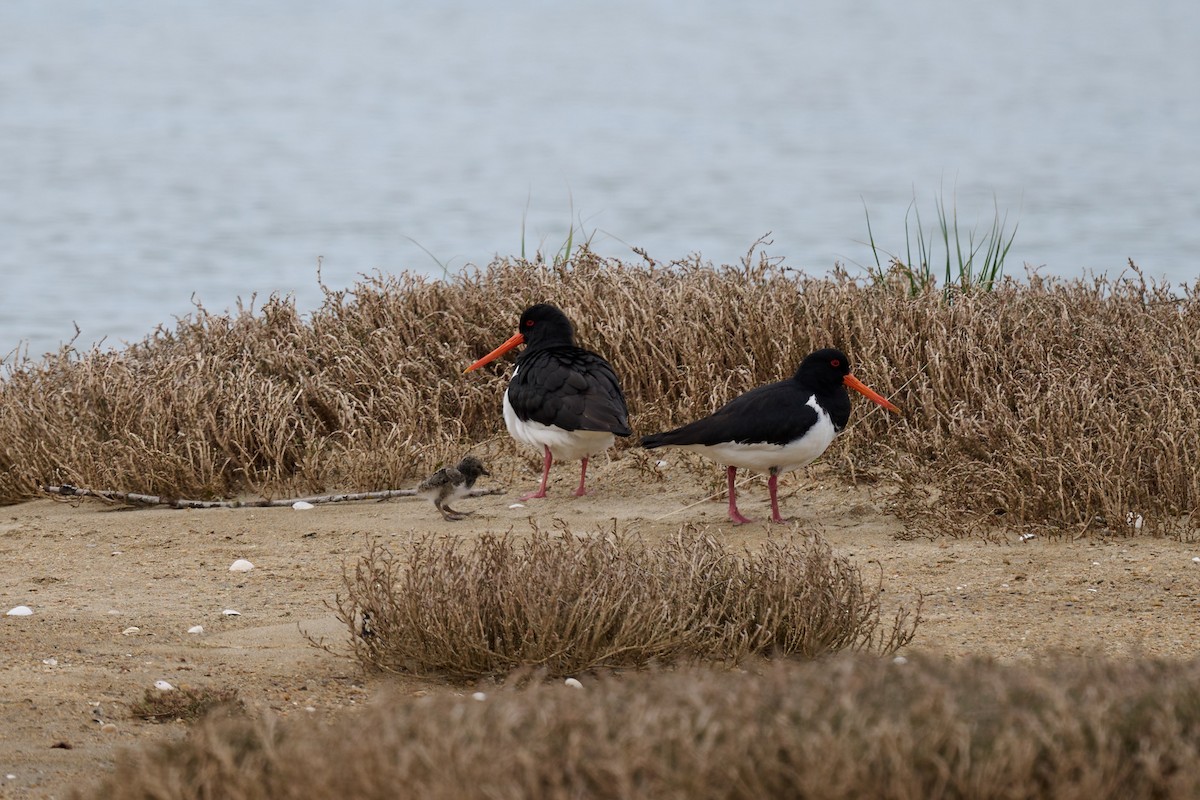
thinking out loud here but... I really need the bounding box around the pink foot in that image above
[521,446,553,501]
[768,472,789,523]
[726,466,752,524]
[729,508,753,525]
[573,457,590,497]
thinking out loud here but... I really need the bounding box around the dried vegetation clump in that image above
[79,654,1200,800]
[336,526,918,679]
[128,685,243,722]
[2,249,1197,534]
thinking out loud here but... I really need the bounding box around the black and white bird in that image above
[641,348,900,524]
[417,455,492,521]
[465,304,631,500]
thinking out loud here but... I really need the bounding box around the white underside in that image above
[503,390,616,462]
[676,396,839,474]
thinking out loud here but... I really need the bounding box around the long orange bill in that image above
[465,332,525,373]
[844,374,901,414]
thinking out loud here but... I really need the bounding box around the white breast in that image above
[503,385,616,462]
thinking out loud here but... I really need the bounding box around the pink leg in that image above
[574,456,590,497]
[768,470,788,524]
[727,466,752,525]
[520,446,553,500]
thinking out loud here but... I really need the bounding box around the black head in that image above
[794,348,902,414]
[518,303,577,349]
[453,460,487,479]
[793,348,852,392]
[455,455,490,481]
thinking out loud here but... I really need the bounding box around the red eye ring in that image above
[524,320,534,327]
[830,358,841,367]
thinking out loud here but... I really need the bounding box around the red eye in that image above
[525,320,534,328]
[830,359,840,367]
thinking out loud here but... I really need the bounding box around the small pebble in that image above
[508,503,526,509]
[471,692,487,701]
[5,605,33,617]
[229,559,255,572]
[121,627,140,636]
[187,625,204,634]
[893,656,909,665]
[6,774,15,780]
[222,609,241,616]
[564,678,583,689]
[655,460,670,470]
[43,658,58,666]
[292,501,314,511]
[154,680,175,691]
[100,723,118,734]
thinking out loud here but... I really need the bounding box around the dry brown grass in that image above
[127,685,243,722]
[78,653,1200,800]
[2,249,1197,535]
[334,526,919,679]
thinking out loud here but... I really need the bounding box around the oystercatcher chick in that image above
[641,348,900,524]
[465,304,631,500]
[417,455,491,521]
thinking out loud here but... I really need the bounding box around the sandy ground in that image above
[2,454,1199,798]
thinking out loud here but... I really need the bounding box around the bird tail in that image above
[641,433,668,449]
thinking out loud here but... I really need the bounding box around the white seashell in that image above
[5,605,33,617]
[222,609,241,616]
[229,559,255,572]
[471,692,487,701]
[564,678,583,689]
[893,655,909,665]
[292,501,314,510]
[121,627,140,636]
[508,503,526,509]
[1193,557,1200,564]
[154,680,175,691]
[1019,533,1036,542]
[655,460,670,470]
[187,625,204,634]
[43,658,58,666]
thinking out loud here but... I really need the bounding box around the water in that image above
[3,0,1198,358]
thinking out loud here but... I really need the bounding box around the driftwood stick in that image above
[42,483,502,510]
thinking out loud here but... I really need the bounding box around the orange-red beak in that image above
[844,374,901,414]
[465,332,525,373]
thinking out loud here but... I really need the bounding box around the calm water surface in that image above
[3,0,1198,357]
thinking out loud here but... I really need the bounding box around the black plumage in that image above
[466,304,630,499]
[642,348,899,524]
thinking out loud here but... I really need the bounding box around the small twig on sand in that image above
[42,484,504,510]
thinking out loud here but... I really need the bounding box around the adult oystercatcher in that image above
[417,455,491,521]
[641,347,899,524]
[465,304,631,500]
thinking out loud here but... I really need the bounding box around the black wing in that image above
[509,346,631,435]
[643,379,831,448]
